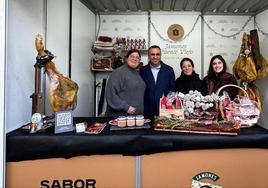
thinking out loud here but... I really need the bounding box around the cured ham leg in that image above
[35,34,79,112]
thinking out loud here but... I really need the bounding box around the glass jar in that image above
[135,115,144,126]
[117,116,127,128]
[127,116,135,127]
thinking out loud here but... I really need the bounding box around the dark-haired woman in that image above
[105,49,146,117]
[203,55,237,98]
[175,57,205,95]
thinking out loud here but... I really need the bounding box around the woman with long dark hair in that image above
[203,55,237,98]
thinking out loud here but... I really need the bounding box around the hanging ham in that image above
[35,34,79,112]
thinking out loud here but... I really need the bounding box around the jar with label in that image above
[135,115,144,126]
[117,116,127,128]
[127,116,135,127]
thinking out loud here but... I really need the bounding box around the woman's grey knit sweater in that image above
[105,64,146,117]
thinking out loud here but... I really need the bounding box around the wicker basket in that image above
[216,84,249,120]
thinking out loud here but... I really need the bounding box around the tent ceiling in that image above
[80,0,268,15]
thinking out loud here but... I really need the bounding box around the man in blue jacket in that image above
[140,45,175,118]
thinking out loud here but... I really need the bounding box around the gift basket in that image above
[216,84,260,127]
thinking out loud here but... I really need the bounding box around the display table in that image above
[6,117,268,188]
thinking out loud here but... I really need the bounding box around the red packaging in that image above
[161,97,167,109]
[166,97,175,109]
[177,99,182,109]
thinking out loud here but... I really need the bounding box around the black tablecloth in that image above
[6,117,268,162]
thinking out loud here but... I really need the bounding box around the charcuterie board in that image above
[154,117,240,135]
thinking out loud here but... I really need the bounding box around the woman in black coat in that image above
[175,58,205,95]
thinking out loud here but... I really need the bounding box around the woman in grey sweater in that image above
[105,49,146,117]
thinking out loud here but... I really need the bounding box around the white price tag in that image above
[76,122,86,133]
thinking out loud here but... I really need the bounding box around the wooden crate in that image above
[159,97,185,119]
[159,108,185,119]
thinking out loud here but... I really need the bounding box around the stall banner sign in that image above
[40,178,96,188]
[55,110,74,134]
[192,172,222,188]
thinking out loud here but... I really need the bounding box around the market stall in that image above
[3,0,268,187]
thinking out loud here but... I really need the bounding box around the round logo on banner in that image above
[167,24,184,42]
[192,172,222,188]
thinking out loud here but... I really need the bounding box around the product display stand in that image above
[30,50,54,115]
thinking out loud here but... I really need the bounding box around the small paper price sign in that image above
[75,122,87,133]
[55,110,74,134]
